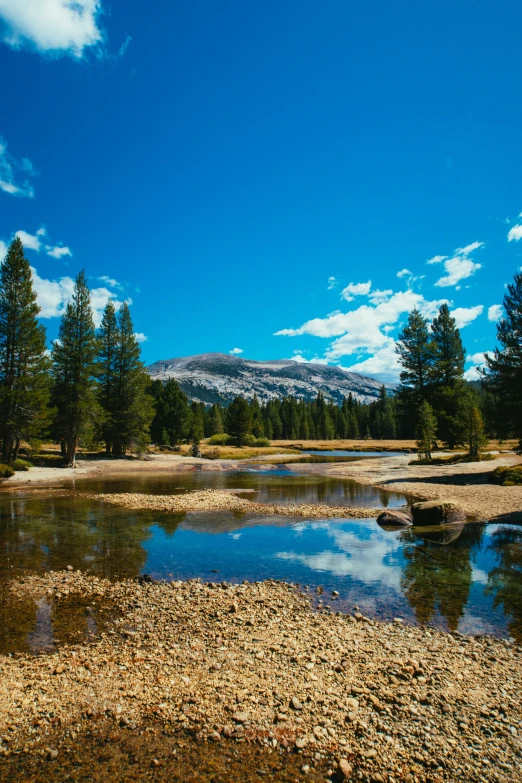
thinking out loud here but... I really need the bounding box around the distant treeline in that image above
[1,236,521,464]
[149,382,398,445]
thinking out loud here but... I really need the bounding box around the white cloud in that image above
[464,351,488,381]
[368,289,393,304]
[46,245,72,259]
[134,332,147,343]
[434,242,484,288]
[0,135,35,197]
[9,226,72,259]
[30,267,75,318]
[31,268,125,326]
[487,304,503,322]
[16,228,42,250]
[507,224,522,242]
[229,347,243,355]
[426,255,447,265]
[340,280,371,301]
[327,276,337,290]
[0,239,8,259]
[343,339,401,383]
[451,305,483,328]
[289,353,328,365]
[98,275,122,289]
[0,0,103,57]
[397,268,411,278]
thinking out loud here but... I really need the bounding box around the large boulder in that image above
[411,500,466,526]
[377,509,413,527]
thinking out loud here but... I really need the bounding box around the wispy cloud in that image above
[432,241,484,288]
[0,135,36,197]
[229,347,243,355]
[0,0,104,57]
[13,226,72,259]
[134,332,147,343]
[327,276,338,290]
[507,216,522,242]
[340,280,371,302]
[97,275,123,289]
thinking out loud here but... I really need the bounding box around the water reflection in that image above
[400,524,484,632]
[486,526,522,640]
[73,470,415,508]
[0,489,521,650]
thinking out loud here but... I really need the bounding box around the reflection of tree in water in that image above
[0,494,154,651]
[155,512,186,537]
[400,524,484,631]
[486,526,522,643]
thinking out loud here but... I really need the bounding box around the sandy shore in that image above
[1,571,520,782]
[303,454,522,523]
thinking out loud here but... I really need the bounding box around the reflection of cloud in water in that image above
[458,612,504,638]
[277,522,403,590]
[230,533,241,540]
[472,566,488,584]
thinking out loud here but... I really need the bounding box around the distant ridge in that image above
[146,353,386,405]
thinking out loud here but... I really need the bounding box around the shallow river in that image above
[1,464,521,650]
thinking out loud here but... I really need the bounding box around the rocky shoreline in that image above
[1,571,521,782]
[87,489,389,519]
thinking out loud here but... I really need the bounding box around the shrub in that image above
[254,437,270,447]
[207,433,231,446]
[13,459,31,472]
[492,465,522,486]
[29,453,67,468]
[0,463,15,479]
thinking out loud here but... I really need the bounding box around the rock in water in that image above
[411,500,465,526]
[376,509,413,527]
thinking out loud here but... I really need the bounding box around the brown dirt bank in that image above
[87,489,386,519]
[1,572,521,783]
[289,455,522,524]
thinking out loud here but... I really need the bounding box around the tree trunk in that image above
[13,439,20,462]
[67,436,78,467]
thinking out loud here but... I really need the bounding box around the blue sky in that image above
[1,1,522,382]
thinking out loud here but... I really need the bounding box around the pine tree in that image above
[430,304,465,386]
[466,403,487,461]
[396,309,435,436]
[161,380,191,445]
[226,396,251,446]
[190,401,205,442]
[208,404,224,436]
[249,395,265,437]
[396,309,435,394]
[110,302,154,457]
[52,271,99,465]
[416,400,437,462]
[485,271,522,451]
[98,300,120,454]
[0,237,51,462]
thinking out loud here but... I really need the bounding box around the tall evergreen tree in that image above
[249,395,265,437]
[97,300,120,454]
[161,379,191,444]
[430,304,465,386]
[52,271,98,465]
[485,271,522,451]
[110,302,154,457]
[0,238,51,463]
[396,309,435,437]
[208,404,224,436]
[226,396,251,446]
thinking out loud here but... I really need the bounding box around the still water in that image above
[71,468,416,508]
[0,479,521,650]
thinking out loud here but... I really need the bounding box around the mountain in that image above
[147,353,387,405]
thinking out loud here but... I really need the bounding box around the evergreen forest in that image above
[1,237,522,467]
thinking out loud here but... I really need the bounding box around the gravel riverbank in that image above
[88,489,389,519]
[1,571,521,782]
